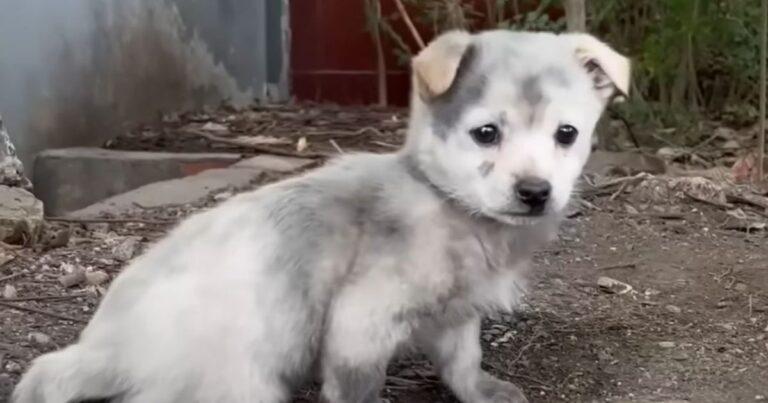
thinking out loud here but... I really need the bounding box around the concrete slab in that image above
[34,148,243,215]
[231,154,315,172]
[69,167,264,218]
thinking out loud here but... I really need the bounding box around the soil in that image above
[102,103,408,157]
[1,105,767,403]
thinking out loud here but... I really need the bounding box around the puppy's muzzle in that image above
[514,178,551,215]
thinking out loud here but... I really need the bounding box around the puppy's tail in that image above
[12,344,125,403]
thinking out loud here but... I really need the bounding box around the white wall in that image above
[0,0,287,170]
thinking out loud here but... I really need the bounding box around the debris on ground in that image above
[1,109,767,402]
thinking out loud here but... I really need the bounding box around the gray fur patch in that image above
[543,66,571,87]
[478,161,494,177]
[428,44,486,139]
[521,75,544,106]
[519,75,550,127]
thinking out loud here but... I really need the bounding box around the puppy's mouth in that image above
[487,210,551,226]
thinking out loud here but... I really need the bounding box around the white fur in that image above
[13,30,629,403]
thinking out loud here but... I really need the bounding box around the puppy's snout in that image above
[514,178,551,213]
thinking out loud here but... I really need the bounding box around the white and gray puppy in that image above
[14,30,629,403]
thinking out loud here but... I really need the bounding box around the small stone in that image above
[722,140,741,150]
[5,361,21,373]
[756,395,766,401]
[644,288,661,296]
[597,276,633,294]
[200,122,229,134]
[113,236,142,262]
[665,304,682,314]
[59,268,86,288]
[658,341,676,349]
[213,191,234,201]
[85,223,110,235]
[734,283,748,292]
[84,270,109,286]
[2,284,17,299]
[716,300,734,309]
[28,332,51,346]
[671,351,689,361]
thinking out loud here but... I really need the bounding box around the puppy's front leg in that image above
[416,316,528,403]
[320,300,406,403]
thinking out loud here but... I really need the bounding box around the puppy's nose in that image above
[514,178,551,213]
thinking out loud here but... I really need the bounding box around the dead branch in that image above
[46,217,175,225]
[684,191,733,210]
[189,129,330,159]
[393,0,425,50]
[0,272,23,283]
[3,293,88,303]
[598,261,641,271]
[0,300,88,323]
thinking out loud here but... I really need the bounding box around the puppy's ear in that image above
[568,34,631,103]
[412,30,472,99]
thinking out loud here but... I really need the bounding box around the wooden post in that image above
[759,0,767,181]
[564,0,587,32]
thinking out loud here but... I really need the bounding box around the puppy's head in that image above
[406,30,630,225]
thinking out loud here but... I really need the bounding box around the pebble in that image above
[84,270,110,286]
[756,395,766,401]
[671,351,689,361]
[665,304,682,314]
[5,361,21,373]
[716,300,734,309]
[85,223,110,234]
[113,236,142,262]
[2,284,17,299]
[213,191,234,201]
[597,276,633,294]
[734,283,748,292]
[658,341,676,349]
[717,323,736,332]
[59,269,86,288]
[28,332,52,346]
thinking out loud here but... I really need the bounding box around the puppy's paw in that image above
[478,375,529,403]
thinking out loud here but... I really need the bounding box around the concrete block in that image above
[34,148,242,216]
[231,155,315,172]
[69,168,264,218]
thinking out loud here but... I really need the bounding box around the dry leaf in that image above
[200,122,230,134]
[296,137,308,152]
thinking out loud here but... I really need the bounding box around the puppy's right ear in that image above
[412,30,472,100]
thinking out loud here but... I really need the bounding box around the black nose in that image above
[514,178,551,213]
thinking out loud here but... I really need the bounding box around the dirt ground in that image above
[1,105,767,402]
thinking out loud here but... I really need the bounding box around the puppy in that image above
[13,30,629,403]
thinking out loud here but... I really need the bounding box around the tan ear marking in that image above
[568,33,631,100]
[411,30,473,99]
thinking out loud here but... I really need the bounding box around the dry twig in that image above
[392,0,425,49]
[0,300,87,323]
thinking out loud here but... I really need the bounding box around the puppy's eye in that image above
[470,124,501,146]
[555,124,578,146]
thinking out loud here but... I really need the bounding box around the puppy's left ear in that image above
[568,34,631,103]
